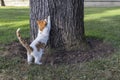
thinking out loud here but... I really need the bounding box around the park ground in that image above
[0,7,120,80]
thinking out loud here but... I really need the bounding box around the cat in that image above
[16,16,51,65]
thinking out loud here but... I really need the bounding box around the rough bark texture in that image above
[1,0,5,6]
[30,0,49,40]
[30,0,85,51]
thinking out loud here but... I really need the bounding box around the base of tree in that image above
[1,38,114,65]
[47,38,90,52]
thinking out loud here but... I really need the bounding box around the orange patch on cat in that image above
[37,20,47,31]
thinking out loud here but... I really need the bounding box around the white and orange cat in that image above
[16,16,51,65]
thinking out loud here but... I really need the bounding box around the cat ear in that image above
[44,19,47,22]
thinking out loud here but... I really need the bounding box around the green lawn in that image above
[0,7,120,80]
[0,7,30,44]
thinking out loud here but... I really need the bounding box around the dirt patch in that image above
[43,38,114,65]
[0,38,114,65]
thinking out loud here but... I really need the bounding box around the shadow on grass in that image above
[85,15,120,48]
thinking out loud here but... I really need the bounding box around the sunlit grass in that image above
[85,9,120,20]
[85,7,120,48]
[0,7,29,44]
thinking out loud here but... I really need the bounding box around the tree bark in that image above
[1,0,5,6]
[30,0,86,51]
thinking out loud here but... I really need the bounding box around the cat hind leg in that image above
[34,51,43,65]
[34,56,42,65]
[27,54,33,64]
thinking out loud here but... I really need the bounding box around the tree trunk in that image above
[1,0,5,6]
[30,0,86,51]
[30,0,49,40]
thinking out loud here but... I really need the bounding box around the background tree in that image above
[30,0,86,51]
[1,0,5,6]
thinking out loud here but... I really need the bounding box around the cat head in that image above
[37,20,47,31]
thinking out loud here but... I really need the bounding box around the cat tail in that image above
[16,28,33,53]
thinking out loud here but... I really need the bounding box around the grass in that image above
[0,7,120,80]
[85,7,120,48]
[0,7,30,44]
